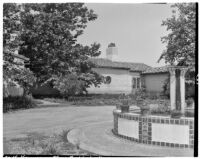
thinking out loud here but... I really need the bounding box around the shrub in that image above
[184,111,194,117]
[53,74,85,98]
[185,83,195,99]
[135,87,146,100]
[146,92,160,100]
[186,98,194,107]
[162,77,170,98]
[150,106,171,115]
[171,110,182,118]
[3,96,36,112]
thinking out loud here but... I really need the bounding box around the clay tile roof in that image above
[90,58,152,72]
[142,66,170,74]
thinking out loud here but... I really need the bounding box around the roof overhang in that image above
[141,71,169,75]
[93,65,131,70]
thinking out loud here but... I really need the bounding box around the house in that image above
[87,44,170,95]
[31,44,171,97]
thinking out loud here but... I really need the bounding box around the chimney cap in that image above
[108,43,116,48]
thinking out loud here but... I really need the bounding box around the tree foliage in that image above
[158,3,196,83]
[4,3,104,96]
[3,4,35,96]
[19,3,102,87]
[108,43,116,47]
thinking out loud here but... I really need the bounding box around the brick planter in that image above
[113,109,194,149]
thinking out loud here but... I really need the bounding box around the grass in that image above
[4,130,97,156]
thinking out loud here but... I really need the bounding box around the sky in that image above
[77,3,174,67]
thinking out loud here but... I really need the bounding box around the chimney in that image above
[106,43,119,61]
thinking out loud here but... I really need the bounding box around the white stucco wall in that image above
[143,73,169,93]
[87,68,135,94]
[118,118,139,139]
[152,123,190,145]
[88,67,169,94]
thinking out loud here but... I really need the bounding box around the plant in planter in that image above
[140,101,150,116]
[184,111,194,117]
[150,105,171,116]
[116,102,121,110]
[135,87,147,106]
[171,109,182,118]
[186,98,194,108]
[135,88,150,116]
[136,98,144,107]
[118,94,130,113]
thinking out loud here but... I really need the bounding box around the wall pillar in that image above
[168,68,176,110]
[180,68,187,114]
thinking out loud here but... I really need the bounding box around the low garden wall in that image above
[113,109,194,149]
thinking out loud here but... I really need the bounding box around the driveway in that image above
[3,105,193,156]
[4,106,114,139]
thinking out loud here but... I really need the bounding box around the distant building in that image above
[88,44,170,95]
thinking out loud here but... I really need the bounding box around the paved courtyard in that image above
[3,105,193,156]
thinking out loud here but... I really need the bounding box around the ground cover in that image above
[4,130,96,156]
[43,94,170,106]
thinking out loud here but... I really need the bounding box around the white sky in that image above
[78,3,174,67]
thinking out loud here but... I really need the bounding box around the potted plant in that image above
[140,101,150,116]
[135,87,146,107]
[135,88,150,116]
[136,98,144,107]
[171,109,182,118]
[118,94,130,113]
[116,102,121,110]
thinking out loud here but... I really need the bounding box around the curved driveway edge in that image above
[67,122,194,157]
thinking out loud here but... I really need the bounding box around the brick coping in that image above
[114,109,194,121]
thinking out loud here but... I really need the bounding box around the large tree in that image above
[158,3,196,84]
[4,3,103,95]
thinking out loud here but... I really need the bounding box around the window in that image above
[104,76,111,84]
[137,78,141,88]
[132,77,141,89]
[132,78,136,88]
